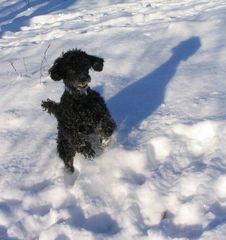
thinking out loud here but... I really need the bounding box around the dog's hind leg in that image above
[57,136,75,173]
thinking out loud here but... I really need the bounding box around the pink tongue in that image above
[79,83,87,88]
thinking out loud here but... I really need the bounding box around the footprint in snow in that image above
[121,169,147,186]
[63,167,80,186]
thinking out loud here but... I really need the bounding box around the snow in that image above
[1,0,226,239]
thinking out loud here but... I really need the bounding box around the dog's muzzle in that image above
[78,78,90,95]
[78,82,88,89]
[78,83,89,95]
[77,74,91,94]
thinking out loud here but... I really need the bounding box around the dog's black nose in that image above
[80,74,91,83]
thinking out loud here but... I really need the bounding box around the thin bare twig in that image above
[40,41,52,83]
[8,61,21,77]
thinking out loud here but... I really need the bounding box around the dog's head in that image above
[49,49,104,92]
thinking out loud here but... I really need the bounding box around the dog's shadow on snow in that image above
[108,37,201,146]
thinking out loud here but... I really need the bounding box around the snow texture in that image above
[1,0,226,239]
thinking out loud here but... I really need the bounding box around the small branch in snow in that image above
[40,41,52,83]
[8,61,21,77]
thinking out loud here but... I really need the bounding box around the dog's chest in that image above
[73,97,96,114]
[61,92,102,121]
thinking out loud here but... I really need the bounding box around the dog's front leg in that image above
[41,98,59,117]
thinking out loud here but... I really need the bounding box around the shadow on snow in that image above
[108,36,201,147]
[0,0,77,38]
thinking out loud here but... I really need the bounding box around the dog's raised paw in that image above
[41,99,52,111]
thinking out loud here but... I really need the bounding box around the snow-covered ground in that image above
[1,0,226,239]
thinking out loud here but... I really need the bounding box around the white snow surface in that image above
[1,0,226,239]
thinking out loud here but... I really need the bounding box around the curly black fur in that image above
[42,49,116,173]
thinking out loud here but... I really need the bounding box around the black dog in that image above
[42,49,116,173]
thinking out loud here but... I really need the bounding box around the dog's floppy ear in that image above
[48,57,65,81]
[89,55,104,72]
